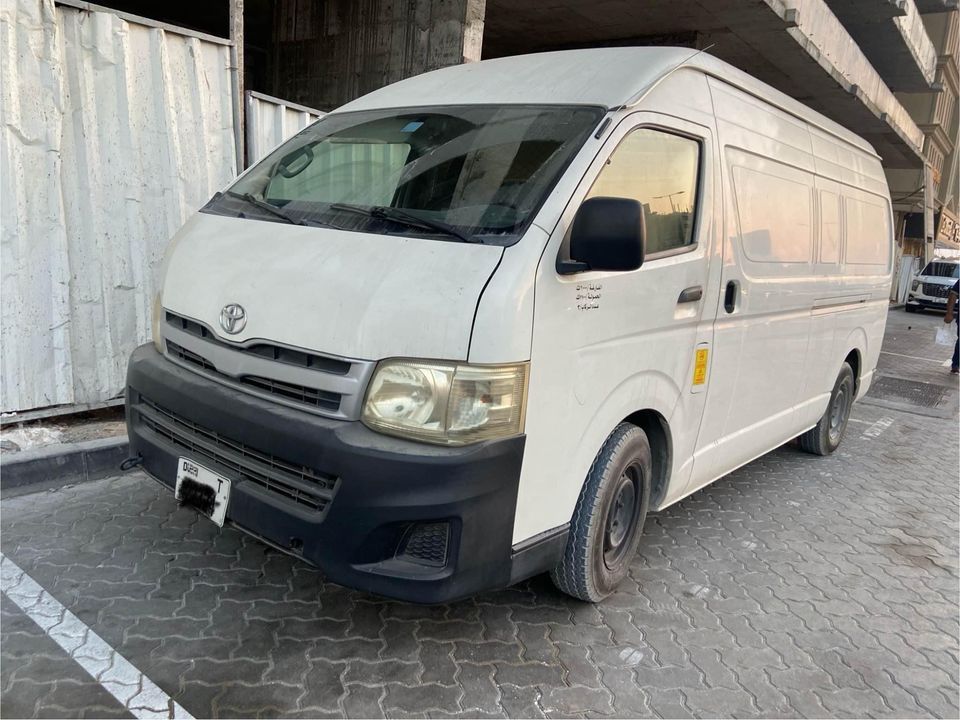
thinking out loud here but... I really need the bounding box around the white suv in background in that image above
[906,259,960,313]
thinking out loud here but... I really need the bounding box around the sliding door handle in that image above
[678,286,703,303]
[724,281,739,314]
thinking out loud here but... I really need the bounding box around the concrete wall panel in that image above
[270,0,486,110]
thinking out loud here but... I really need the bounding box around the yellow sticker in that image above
[693,348,709,386]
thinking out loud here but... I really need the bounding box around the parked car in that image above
[905,259,960,313]
[126,47,893,603]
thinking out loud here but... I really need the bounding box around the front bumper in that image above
[906,294,949,311]
[125,344,550,603]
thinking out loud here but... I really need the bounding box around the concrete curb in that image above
[0,437,130,495]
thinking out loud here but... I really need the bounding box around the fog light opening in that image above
[396,522,450,568]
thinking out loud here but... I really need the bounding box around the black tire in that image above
[798,362,855,456]
[551,423,651,602]
[905,304,917,313]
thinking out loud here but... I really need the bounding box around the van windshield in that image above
[203,105,604,245]
[921,262,960,278]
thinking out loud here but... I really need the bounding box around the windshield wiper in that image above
[224,191,308,226]
[330,203,478,243]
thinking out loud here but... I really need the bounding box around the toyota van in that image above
[126,48,893,603]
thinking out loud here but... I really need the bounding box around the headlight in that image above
[151,294,163,352]
[362,360,528,445]
[912,279,920,291]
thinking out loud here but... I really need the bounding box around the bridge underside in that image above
[482,0,926,169]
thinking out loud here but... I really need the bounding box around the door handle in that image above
[724,281,739,314]
[678,286,703,303]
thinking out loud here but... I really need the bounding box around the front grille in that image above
[168,313,215,340]
[166,312,350,413]
[167,340,215,371]
[243,343,351,375]
[923,283,950,298]
[166,312,351,374]
[138,396,337,513]
[241,375,340,412]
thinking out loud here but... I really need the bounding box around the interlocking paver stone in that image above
[2,309,958,718]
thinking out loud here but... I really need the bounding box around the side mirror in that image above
[558,196,646,274]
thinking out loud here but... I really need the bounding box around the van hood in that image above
[917,274,958,286]
[160,213,503,361]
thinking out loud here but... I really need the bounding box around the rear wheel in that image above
[798,362,855,456]
[551,423,651,602]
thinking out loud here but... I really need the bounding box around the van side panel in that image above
[687,80,819,488]
[683,77,891,498]
[513,70,891,543]
[807,125,892,404]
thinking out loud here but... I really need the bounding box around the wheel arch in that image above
[837,324,868,399]
[516,369,682,544]
[570,369,680,515]
[843,347,862,395]
[623,409,672,509]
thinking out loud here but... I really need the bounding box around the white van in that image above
[127,48,893,603]
[906,259,960,312]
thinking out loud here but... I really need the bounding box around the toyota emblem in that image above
[219,303,247,334]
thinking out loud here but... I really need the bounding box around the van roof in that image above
[335,47,876,157]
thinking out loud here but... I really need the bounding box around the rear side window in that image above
[587,128,700,255]
[732,165,812,263]
[844,197,890,266]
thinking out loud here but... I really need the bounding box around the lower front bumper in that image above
[125,344,558,603]
[906,295,948,311]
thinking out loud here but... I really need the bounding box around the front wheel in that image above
[550,423,651,602]
[798,362,855,456]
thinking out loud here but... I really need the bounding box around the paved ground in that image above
[2,309,958,719]
[876,307,958,389]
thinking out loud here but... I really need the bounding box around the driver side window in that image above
[587,128,701,255]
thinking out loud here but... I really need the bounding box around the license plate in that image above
[935,296,947,303]
[175,458,230,526]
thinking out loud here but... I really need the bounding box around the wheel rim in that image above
[603,463,642,569]
[828,379,851,444]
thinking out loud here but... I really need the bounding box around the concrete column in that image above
[270,0,486,111]
[924,162,937,262]
[230,0,245,169]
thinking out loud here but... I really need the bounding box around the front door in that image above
[515,111,722,542]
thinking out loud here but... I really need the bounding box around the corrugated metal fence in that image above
[246,90,324,164]
[1,0,238,414]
